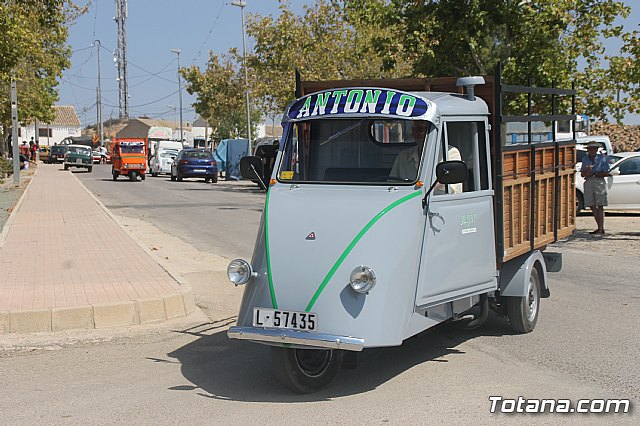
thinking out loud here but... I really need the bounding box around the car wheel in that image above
[211,176,218,183]
[576,190,584,214]
[140,173,146,181]
[129,172,137,182]
[507,267,541,334]
[64,164,68,170]
[87,167,92,173]
[271,347,343,393]
[176,172,183,182]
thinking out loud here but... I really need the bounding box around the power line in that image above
[193,0,226,63]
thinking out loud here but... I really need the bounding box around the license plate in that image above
[253,308,317,332]
[193,169,205,173]
[76,158,82,164]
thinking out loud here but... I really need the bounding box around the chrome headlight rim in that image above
[227,258,252,285]
[349,265,376,294]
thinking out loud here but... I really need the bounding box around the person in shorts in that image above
[580,141,610,235]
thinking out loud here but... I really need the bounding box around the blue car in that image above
[170,149,218,183]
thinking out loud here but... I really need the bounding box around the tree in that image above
[351,0,634,121]
[0,0,83,156]
[180,51,260,140]
[246,0,413,120]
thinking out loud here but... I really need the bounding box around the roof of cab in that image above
[413,91,489,116]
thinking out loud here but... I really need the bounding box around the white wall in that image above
[20,125,81,146]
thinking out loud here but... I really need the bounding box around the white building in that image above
[19,106,81,146]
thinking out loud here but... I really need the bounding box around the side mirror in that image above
[436,160,467,184]
[609,168,621,176]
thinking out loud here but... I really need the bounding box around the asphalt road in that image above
[76,163,265,260]
[0,163,638,424]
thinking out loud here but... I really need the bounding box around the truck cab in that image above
[111,139,147,181]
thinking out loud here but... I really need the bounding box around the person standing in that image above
[580,141,610,235]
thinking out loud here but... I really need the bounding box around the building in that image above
[19,106,82,146]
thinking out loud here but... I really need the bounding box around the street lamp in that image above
[170,48,183,143]
[231,0,252,151]
[94,40,104,147]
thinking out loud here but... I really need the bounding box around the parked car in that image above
[170,149,218,182]
[576,152,640,212]
[63,144,93,172]
[49,145,68,164]
[150,140,183,176]
[38,146,50,163]
[92,150,102,164]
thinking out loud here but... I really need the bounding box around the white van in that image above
[149,140,183,176]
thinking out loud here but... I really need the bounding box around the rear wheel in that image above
[507,267,541,333]
[271,347,343,393]
[576,190,584,214]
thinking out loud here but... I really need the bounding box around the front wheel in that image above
[64,164,68,170]
[271,347,343,393]
[140,173,145,181]
[129,171,137,182]
[87,167,92,173]
[507,267,541,333]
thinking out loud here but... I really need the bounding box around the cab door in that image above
[415,119,497,309]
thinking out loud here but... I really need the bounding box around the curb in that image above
[0,292,197,334]
[0,167,38,248]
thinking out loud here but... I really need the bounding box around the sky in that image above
[60,0,640,128]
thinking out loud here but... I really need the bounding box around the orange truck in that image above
[111,138,147,181]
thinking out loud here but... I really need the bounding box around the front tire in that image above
[64,164,68,170]
[271,347,343,393]
[507,267,541,333]
[129,171,137,182]
[87,166,92,173]
[176,172,183,182]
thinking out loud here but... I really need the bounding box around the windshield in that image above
[278,119,433,184]
[120,145,144,154]
[184,151,212,159]
[67,146,91,155]
[160,149,179,157]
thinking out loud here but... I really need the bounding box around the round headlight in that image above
[227,259,252,285]
[349,266,376,294]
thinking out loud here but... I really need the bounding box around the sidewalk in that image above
[0,165,195,334]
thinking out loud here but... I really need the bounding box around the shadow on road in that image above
[165,313,516,402]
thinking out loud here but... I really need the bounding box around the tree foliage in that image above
[183,0,639,128]
[0,0,83,155]
[180,51,261,140]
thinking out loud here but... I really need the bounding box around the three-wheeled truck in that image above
[111,138,147,181]
[227,68,576,393]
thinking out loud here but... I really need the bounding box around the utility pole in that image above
[231,0,252,152]
[11,78,19,186]
[114,0,129,120]
[170,49,183,143]
[95,39,104,146]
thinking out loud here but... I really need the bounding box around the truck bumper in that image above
[227,326,365,352]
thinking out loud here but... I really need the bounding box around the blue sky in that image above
[60,0,640,127]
